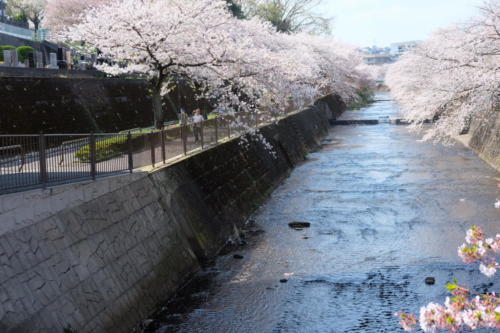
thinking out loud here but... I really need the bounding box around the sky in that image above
[319,0,485,47]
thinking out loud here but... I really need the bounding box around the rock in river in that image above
[288,222,311,230]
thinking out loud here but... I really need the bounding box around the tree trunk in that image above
[33,20,39,39]
[152,88,164,129]
[164,93,179,120]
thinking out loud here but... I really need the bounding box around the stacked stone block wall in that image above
[0,76,154,134]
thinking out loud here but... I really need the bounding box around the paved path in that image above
[154,92,500,332]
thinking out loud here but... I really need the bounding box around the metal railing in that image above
[0,22,48,41]
[0,110,287,194]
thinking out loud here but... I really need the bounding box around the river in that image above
[154,93,500,333]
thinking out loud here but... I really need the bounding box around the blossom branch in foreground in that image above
[458,225,500,277]
[397,226,500,331]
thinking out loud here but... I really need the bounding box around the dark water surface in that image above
[157,93,500,333]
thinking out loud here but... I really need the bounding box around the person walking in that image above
[192,109,204,144]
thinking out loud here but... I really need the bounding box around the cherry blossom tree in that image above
[242,0,332,34]
[6,0,46,34]
[60,0,368,129]
[63,0,269,128]
[44,0,106,34]
[357,63,389,83]
[386,0,500,143]
[388,3,500,319]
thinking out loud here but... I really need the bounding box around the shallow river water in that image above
[157,93,500,333]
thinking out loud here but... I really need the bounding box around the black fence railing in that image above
[0,110,289,195]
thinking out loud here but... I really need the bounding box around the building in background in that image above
[359,45,395,65]
[359,45,391,56]
[0,0,6,20]
[362,53,394,65]
[390,41,422,58]
[360,40,423,65]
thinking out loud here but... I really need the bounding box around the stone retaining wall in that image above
[0,96,344,333]
[0,76,153,134]
[468,106,500,171]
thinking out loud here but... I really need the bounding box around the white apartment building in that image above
[390,41,422,56]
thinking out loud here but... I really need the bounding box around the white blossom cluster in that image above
[58,0,368,126]
[45,0,103,34]
[386,0,500,143]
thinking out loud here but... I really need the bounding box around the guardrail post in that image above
[227,118,231,138]
[200,123,204,149]
[19,145,25,172]
[215,118,218,143]
[161,129,166,164]
[90,132,96,180]
[58,142,64,166]
[38,133,48,186]
[127,131,133,173]
[149,132,155,167]
[181,126,187,155]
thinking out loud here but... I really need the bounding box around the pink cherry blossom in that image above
[465,225,486,245]
[58,0,370,130]
[396,312,418,331]
[386,0,500,143]
[399,226,499,331]
[479,262,498,277]
[462,310,481,329]
[419,303,446,332]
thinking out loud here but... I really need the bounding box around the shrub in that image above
[75,135,132,163]
[16,46,36,63]
[74,128,181,163]
[0,45,16,62]
[12,13,27,23]
[207,112,220,120]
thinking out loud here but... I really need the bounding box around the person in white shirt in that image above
[192,109,204,143]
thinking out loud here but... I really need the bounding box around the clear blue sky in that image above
[319,0,484,47]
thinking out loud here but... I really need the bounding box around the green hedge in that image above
[75,129,182,163]
[0,45,16,62]
[16,46,35,63]
[75,135,129,163]
[75,134,150,163]
[207,113,220,120]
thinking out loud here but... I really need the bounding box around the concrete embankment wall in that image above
[467,106,500,171]
[0,96,344,333]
